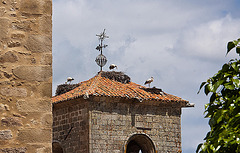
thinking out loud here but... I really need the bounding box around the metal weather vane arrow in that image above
[95,29,109,54]
[95,29,109,71]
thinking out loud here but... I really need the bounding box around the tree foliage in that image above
[197,38,240,153]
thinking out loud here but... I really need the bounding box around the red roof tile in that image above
[52,72,189,106]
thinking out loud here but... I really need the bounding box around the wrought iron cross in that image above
[95,29,109,71]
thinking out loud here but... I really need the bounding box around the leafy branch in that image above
[197,38,240,153]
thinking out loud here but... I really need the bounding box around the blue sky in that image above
[52,0,240,152]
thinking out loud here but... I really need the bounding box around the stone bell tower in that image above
[52,30,193,153]
[52,71,193,153]
[0,0,52,152]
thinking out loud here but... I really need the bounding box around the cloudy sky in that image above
[52,0,240,152]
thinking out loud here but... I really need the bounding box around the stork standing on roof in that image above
[65,77,74,84]
[109,64,117,70]
[144,77,154,88]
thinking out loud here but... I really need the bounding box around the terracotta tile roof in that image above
[52,72,189,106]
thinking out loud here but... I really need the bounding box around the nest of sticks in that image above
[141,87,165,95]
[55,71,131,96]
[55,83,80,96]
[101,71,131,84]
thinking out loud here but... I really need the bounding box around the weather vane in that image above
[95,29,109,71]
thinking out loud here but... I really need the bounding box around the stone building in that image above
[52,71,192,153]
[0,0,52,152]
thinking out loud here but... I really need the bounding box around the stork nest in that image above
[55,71,130,96]
[55,83,80,96]
[101,71,131,84]
[141,87,165,95]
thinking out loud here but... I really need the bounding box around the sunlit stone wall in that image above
[0,0,52,152]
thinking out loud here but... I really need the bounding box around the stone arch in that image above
[125,134,156,153]
[52,140,64,153]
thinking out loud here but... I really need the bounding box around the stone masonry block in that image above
[11,33,25,39]
[40,53,52,65]
[0,87,27,97]
[7,41,21,48]
[36,147,51,153]
[13,65,51,81]
[12,20,32,32]
[0,148,27,153]
[17,129,51,143]
[19,0,43,15]
[3,71,12,78]
[41,113,52,128]
[0,7,6,17]
[0,103,9,111]
[0,130,12,140]
[20,0,52,15]
[0,18,9,40]
[39,82,52,97]
[24,35,51,53]
[43,0,52,15]
[0,51,18,63]
[39,15,52,35]
[16,99,51,112]
[21,143,52,153]
[1,117,23,126]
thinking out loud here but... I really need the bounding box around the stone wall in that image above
[89,97,182,153]
[0,0,52,152]
[53,96,182,153]
[53,100,89,153]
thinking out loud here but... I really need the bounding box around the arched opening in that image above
[52,141,64,153]
[126,134,156,153]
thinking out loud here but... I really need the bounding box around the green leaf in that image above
[236,46,240,55]
[204,84,210,95]
[235,97,240,103]
[198,82,207,94]
[212,80,224,93]
[210,93,216,103]
[231,62,238,71]
[196,143,203,153]
[209,117,216,127]
[215,110,223,124]
[222,64,229,71]
[227,41,236,55]
[208,83,214,92]
[233,40,239,45]
[225,84,235,90]
[233,79,240,87]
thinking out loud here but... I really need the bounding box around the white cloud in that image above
[173,15,240,61]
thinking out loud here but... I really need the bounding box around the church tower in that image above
[52,71,192,153]
[52,30,193,153]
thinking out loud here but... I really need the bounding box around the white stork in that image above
[109,64,117,70]
[144,77,154,88]
[65,77,74,84]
